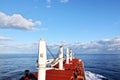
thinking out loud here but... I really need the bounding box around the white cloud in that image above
[0,37,120,54]
[45,0,69,8]
[60,0,69,3]
[48,37,120,54]
[0,12,41,31]
[0,36,13,41]
[0,43,38,54]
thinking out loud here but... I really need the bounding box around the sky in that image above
[0,0,120,54]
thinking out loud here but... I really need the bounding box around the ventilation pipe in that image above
[38,39,46,80]
[59,46,63,70]
[66,48,69,64]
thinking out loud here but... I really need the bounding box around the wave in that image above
[85,71,108,80]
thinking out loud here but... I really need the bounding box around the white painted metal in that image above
[38,39,46,80]
[51,58,59,67]
[69,49,73,61]
[59,46,63,70]
[66,48,69,64]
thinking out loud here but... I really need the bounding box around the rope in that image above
[46,45,56,59]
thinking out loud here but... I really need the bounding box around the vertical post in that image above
[38,39,46,80]
[66,48,69,64]
[69,49,73,61]
[59,46,63,70]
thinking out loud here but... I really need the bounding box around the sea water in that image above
[0,54,120,80]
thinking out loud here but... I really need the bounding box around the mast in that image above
[59,46,63,70]
[38,39,47,80]
[66,48,69,64]
[69,49,73,61]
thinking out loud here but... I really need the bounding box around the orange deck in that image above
[32,59,85,80]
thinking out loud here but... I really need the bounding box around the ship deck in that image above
[33,58,85,80]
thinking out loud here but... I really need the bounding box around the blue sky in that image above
[0,0,120,53]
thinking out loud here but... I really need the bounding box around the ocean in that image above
[0,54,120,80]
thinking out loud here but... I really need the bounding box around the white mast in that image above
[66,48,69,64]
[69,49,73,61]
[59,46,63,70]
[38,39,46,80]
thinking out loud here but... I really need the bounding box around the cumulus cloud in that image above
[0,12,41,31]
[48,37,120,54]
[0,37,120,54]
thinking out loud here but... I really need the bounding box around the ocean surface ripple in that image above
[0,54,120,80]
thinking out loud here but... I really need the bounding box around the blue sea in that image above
[0,54,120,80]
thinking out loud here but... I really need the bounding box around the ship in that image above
[19,39,86,80]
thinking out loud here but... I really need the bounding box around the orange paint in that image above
[29,59,85,80]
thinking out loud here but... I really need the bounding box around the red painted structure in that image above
[20,58,85,80]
